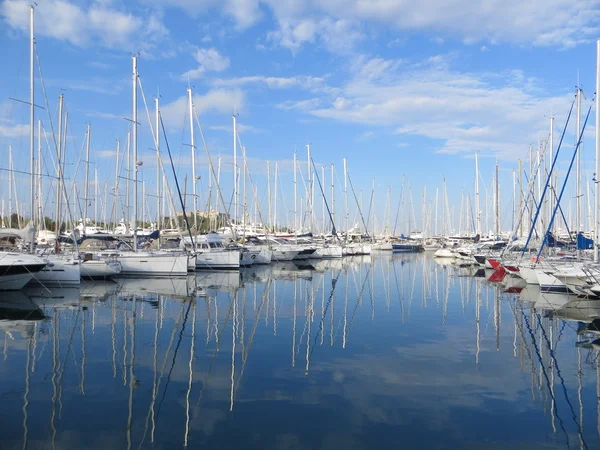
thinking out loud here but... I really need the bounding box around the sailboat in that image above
[101,56,189,277]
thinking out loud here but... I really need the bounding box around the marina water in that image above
[1,253,599,449]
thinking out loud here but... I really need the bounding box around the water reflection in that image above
[1,254,600,449]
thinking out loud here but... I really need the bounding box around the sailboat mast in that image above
[549,117,554,232]
[322,165,325,234]
[293,152,297,233]
[576,86,582,233]
[155,98,160,232]
[113,139,120,232]
[267,161,271,231]
[187,88,197,230]
[475,152,481,236]
[343,158,348,236]
[233,114,237,224]
[307,144,312,232]
[29,6,34,250]
[94,168,98,225]
[132,55,138,251]
[595,39,600,263]
[274,162,279,231]
[331,164,335,234]
[83,124,90,235]
[55,94,64,239]
[37,120,43,229]
[495,162,500,237]
[8,145,13,227]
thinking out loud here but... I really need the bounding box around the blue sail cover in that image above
[577,233,594,250]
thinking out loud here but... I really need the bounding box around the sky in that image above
[1,0,600,235]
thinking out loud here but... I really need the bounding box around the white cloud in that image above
[267,16,363,52]
[209,123,263,133]
[154,0,600,50]
[314,0,600,48]
[0,123,29,138]
[212,75,326,91]
[288,54,574,160]
[181,47,230,80]
[160,89,246,128]
[1,1,167,50]
[276,98,321,111]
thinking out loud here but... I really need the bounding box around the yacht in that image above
[182,233,240,270]
[0,252,47,290]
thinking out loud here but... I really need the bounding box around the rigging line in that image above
[193,109,236,238]
[310,157,339,238]
[522,96,576,255]
[346,170,369,235]
[192,294,235,414]
[523,310,572,450]
[155,299,193,420]
[537,100,593,260]
[537,314,588,450]
[392,176,405,236]
[159,115,195,245]
[234,279,272,394]
[346,266,372,334]
[308,269,343,363]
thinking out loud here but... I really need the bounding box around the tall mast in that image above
[113,139,120,232]
[187,88,197,230]
[267,160,271,231]
[37,120,43,229]
[242,146,247,232]
[475,152,481,236]
[293,152,297,233]
[595,40,600,263]
[331,164,335,234]
[233,114,237,224]
[8,145,13,227]
[495,162,500,237]
[321,165,326,234]
[512,169,517,232]
[274,162,279,231]
[576,86,582,233]
[125,132,130,233]
[55,94,64,239]
[132,55,138,251]
[434,187,438,236]
[83,124,90,235]
[343,158,348,236]
[94,168,98,225]
[549,116,554,232]
[155,98,160,232]
[307,144,312,232]
[29,6,34,251]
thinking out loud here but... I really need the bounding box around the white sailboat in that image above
[106,55,188,277]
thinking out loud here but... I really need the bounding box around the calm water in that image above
[1,254,599,450]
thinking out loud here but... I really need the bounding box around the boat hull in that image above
[196,250,240,270]
[116,252,188,276]
[30,256,81,286]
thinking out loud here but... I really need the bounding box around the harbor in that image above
[4,4,600,450]
[2,253,600,449]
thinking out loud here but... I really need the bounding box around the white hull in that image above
[196,250,240,270]
[433,248,456,258]
[315,245,343,259]
[80,259,122,279]
[0,252,47,290]
[116,252,188,276]
[271,249,299,261]
[30,256,81,286]
[255,248,272,265]
[517,266,538,285]
[0,273,36,290]
[240,249,260,266]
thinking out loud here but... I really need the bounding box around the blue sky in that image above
[1,0,599,234]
